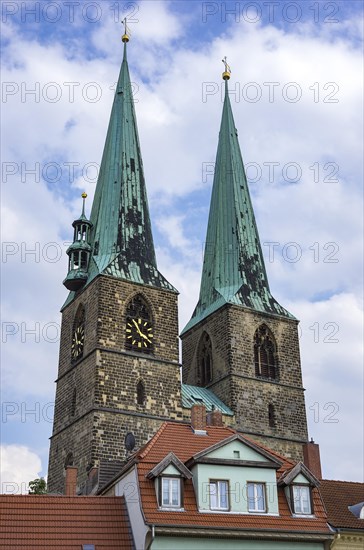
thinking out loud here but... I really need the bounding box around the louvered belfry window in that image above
[198,332,213,387]
[254,325,277,379]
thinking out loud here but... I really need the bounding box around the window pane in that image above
[248,483,265,512]
[161,478,180,507]
[247,483,255,510]
[219,481,228,509]
[293,485,311,514]
[210,482,217,509]
[256,484,265,511]
[171,479,179,506]
[162,479,170,505]
[301,486,311,514]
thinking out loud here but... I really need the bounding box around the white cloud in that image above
[0,445,42,494]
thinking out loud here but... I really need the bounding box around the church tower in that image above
[181,65,308,460]
[48,32,182,494]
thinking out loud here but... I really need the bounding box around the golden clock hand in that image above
[132,319,143,337]
[132,320,152,343]
[139,332,152,344]
[133,319,146,338]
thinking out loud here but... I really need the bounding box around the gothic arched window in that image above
[198,332,213,387]
[125,295,154,354]
[136,380,146,405]
[71,305,85,363]
[254,325,277,380]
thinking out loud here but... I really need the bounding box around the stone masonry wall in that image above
[48,275,183,493]
[181,304,308,461]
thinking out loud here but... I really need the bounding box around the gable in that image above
[163,464,182,476]
[292,473,311,484]
[206,440,273,463]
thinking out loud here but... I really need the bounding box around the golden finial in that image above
[122,18,130,43]
[222,56,231,80]
[81,192,87,216]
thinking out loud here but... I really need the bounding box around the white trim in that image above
[198,509,279,516]
[292,514,316,519]
[158,506,185,512]
[161,477,181,508]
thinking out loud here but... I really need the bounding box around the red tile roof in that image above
[0,495,134,549]
[133,422,331,535]
[320,479,364,530]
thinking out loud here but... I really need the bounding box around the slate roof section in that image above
[320,479,364,530]
[181,383,234,415]
[129,422,331,535]
[0,495,134,549]
[182,78,294,334]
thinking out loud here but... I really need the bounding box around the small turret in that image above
[63,193,92,292]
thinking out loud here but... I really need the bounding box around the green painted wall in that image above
[293,473,310,484]
[152,537,325,550]
[163,464,181,476]
[194,464,278,514]
[206,440,267,461]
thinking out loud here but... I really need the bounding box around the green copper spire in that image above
[182,75,293,333]
[63,35,176,307]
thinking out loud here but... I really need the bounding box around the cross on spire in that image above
[222,56,231,80]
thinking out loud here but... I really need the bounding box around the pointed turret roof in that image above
[182,77,293,333]
[64,38,176,307]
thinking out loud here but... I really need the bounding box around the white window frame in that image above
[209,480,229,511]
[292,484,312,515]
[247,482,267,513]
[160,477,181,508]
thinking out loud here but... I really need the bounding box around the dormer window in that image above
[146,452,192,512]
[160,477,181,508]
[291,485,312,515]
[247,482,267,513]
[278,462,318,517]
[209,480,229,511]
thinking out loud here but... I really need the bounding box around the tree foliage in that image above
[28,477,47,494]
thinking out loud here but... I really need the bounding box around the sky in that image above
[1,0,363,493]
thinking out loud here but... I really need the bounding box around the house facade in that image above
[102,406,333,549]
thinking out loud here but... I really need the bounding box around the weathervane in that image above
[222,56,231,80]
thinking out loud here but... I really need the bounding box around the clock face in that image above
[126,317,153,352]
[71,325,84,361]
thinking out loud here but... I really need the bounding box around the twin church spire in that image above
[64,31,175,299]
[64,36,288,324]
[182,62,293,333]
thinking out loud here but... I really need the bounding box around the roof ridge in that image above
[322,478,364,485]
[138,421,169,459]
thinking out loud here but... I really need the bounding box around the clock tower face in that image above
[71,324,84,361]
[125,295,154,354]
[126,317,154,351]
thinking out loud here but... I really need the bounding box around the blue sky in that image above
[1,0,363,491]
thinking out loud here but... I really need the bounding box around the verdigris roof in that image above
[182,80,294,334]
[181,383,234,416]
[63,41,176,308]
